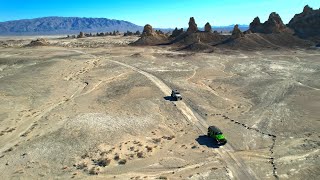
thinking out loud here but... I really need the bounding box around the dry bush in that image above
[137,151,145,158]
[114,153,120,161]
[76,162,88,170]
[118,159,127,165]
[89,167,100,175]
[145,146,153,152]
[96,158,111,167]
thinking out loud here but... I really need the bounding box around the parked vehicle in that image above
[171,89,182,101]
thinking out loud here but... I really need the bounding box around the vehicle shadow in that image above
[163,96,176,101]
[196,135,220,148]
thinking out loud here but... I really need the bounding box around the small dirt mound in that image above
[171,31,228,46]
[26,38,50,46]
[131,35,168,46]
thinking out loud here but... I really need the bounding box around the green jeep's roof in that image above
[216,134,225,140]
[208,126,222,133]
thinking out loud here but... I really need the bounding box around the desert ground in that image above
[0,36,319,180]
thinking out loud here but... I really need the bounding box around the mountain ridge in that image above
[0,16,143,35]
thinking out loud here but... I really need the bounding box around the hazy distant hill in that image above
[0,17,143,35]
[213,25,249,32]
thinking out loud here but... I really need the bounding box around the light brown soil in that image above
[0,36,319,180]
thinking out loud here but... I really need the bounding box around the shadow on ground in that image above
[196,135,220,148]
[163,96,176,101]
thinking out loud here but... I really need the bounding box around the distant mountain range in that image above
[207,25,249,32]
[0,16,249,35]
[0,17,143,35]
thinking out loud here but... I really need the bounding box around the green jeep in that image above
[207,126,227,145]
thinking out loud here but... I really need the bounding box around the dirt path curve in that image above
[107,59,259,180]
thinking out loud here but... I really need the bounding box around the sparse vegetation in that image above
[118,159,127,165]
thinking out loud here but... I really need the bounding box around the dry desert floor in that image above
[0,36,319,179]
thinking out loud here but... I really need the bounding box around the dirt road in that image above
[107,57,259,180]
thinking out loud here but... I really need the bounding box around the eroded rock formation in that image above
[187,17,198,33]
[77,32,85,38]
[131,24,168,45]
[249,12,288,34]
[27,38,50,46]
[204,22,212,32]
[288,5,320,38]
[231,24,244,39]
[171,27,184,38]
[142,24,154,36]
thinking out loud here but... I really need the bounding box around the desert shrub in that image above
[96,158,111,167]
[88,167,99,175]
[118,159,127,165]
[137,151,145,158]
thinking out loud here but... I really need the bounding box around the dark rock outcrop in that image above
[288,5,320,38]
[249,12,289,34]
[27,38,50,46]
[187,17,198,33]
[142,24,153,36]
[231,24,244,39]
[249,17,263,33]
[171,27,184,38]
[131,24,168,45]
[204,22,212,32]
[77,32,85,38]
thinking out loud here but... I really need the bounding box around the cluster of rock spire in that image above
[132,5,319,48]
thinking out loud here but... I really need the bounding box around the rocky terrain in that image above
[131,5,319,51]
[248,12,290,34]
[130,24,169,46]
[0,32,319,179]
[0,4,319,180]
[288,5,320,42]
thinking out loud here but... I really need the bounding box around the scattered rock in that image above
[158,176,168,179]
[191,145,198,149]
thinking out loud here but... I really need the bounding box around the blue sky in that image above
[0,0,319,28]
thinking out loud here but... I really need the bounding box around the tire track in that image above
[212,113,279,179]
